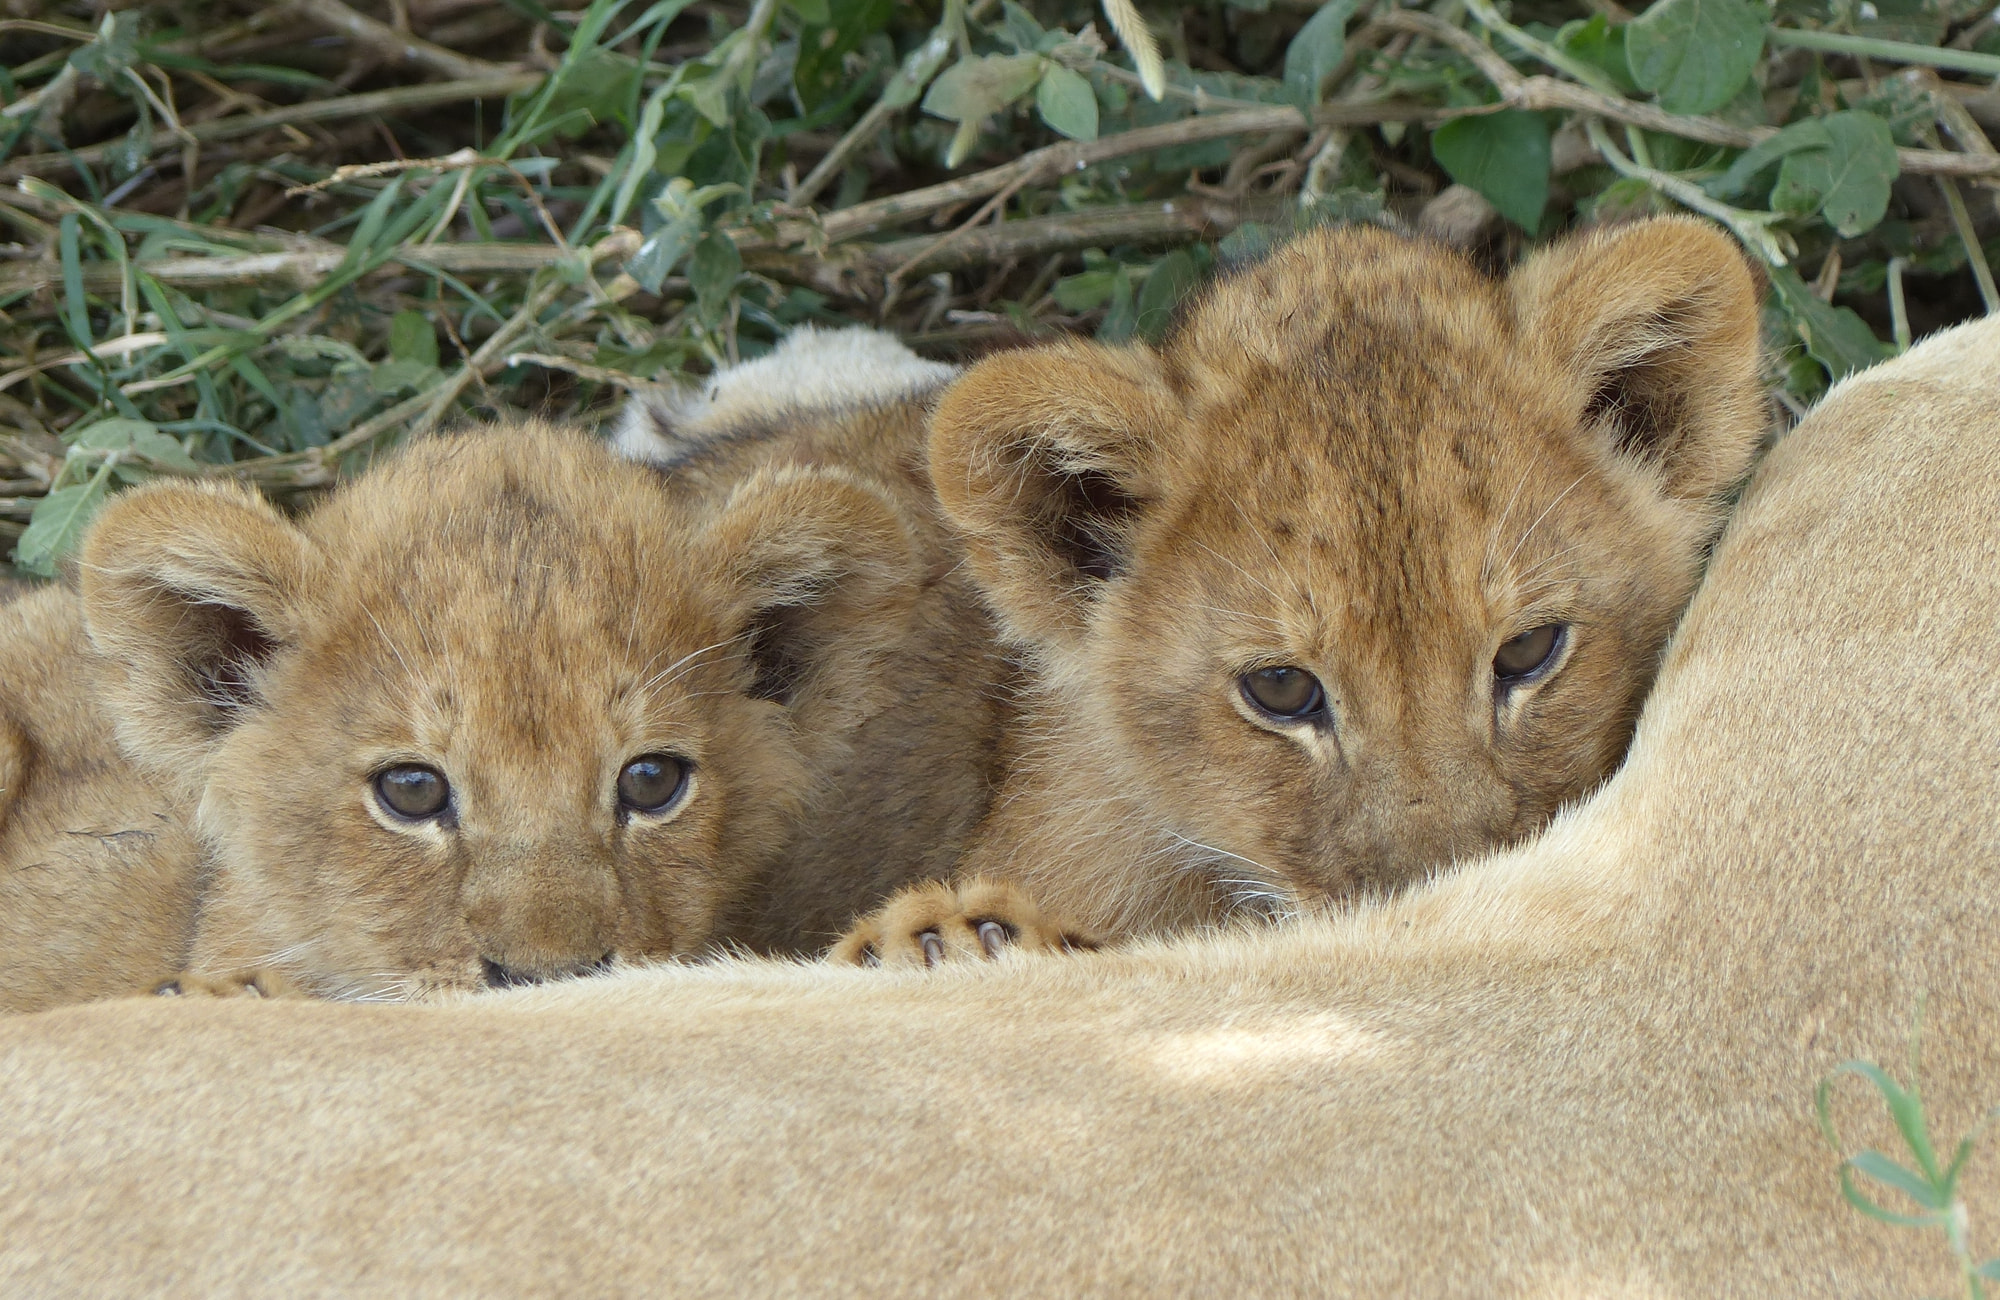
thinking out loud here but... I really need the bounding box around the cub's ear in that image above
[1511,217,1765,503]
[703,467,921,721]
[78,480,320,782]
[927,339,1177,649]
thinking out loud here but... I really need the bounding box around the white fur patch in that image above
[613,325,958,465]
[1141,1012,1387,1086]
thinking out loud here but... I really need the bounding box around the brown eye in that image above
[1240,667,1326,720]
[1494,624,1565,683]
[618,753,689,814]
[373,765,449,821]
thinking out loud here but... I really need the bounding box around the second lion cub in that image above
[835,216,1768,962]
[0,425,925,1008]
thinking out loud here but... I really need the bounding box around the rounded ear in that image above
[78,480,320,786]
[927,339,1177,649]
[1510,217,1765,503]
[702,467,922,721]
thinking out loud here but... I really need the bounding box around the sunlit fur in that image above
[1,319,1994,1294]
[842,217,1769,959]
[0,426,924,1008]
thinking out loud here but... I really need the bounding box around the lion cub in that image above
[833,216,1768,962]
[0,425,921,1009]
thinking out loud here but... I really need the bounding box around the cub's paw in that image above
[831,878,1100,968]
[155,968,303,999]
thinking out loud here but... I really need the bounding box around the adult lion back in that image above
[2,319,1998,1295]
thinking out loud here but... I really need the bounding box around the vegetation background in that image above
[1,0,1996,581]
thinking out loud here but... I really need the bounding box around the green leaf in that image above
[1217,221,1276,264]
[1097,265,1138,343]
[370,358,440,394]
[1035,65,1098,141]
[1135,250,1201,343]
[1709,119,1829,198]
[609,71,681,227]
[1976,1259,2000,1280]
[1283,0,1359,106]
[1770,266,1894,381]
[70,417,201,474]
[57,212,97,357]
[1052,269,1118,311]
[1846,1149,1945,1211]
[1555,16,1638,95]
[999,1,1046,52]
[626,178,736,293]
[784,0,831,22]
[1836,1164,1945,1229]
[921,53,1046,123]
[1627,0,1765,115]
[690,228,742,321]
[795,0,896,111]
[14,477,112,578]
[388,310,440,369]
[1772,111,1899,238]
[1853,0,1946,47]
[339,176,407,274]
[69,12,140,83]
[1430,111,1550,233]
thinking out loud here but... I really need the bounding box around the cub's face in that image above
[933,219,1764,909]
[81,427,914,998]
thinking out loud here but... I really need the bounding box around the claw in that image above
[977,920,1009,958]
[154,981,182,997]
[920,932,945,967]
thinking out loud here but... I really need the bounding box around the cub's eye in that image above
[373,765,449,821]
[1240,666,1326,721]
[618,753,690,815]
[1494,623,1566,684]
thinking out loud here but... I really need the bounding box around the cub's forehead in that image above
[293,436,732,666]
[306,435,704,592]
[1158,232,1571,492]
[1171,227,1514,379]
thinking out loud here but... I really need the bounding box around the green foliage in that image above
[1283,0,1361,106]
[1627,0,1767,114]
[1818,1018,2000,1297]
[0,0,1993,579]
[1430,112,1553,233]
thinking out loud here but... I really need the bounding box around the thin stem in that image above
[0,73,543,181]
[1585,119,1794,265]
[1768,28,2000,79]
[1887,256,1911,350]
[289,0,510,81]
[1380,11,2000,178]
[1938,177,2000,314]
[1459,0,1625,95]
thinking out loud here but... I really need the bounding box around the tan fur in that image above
[0,425,932,1007]
[842,218,1767,959]
[615,329,1018,952]
[0,586,202,1011]
[0,315,1994,1294]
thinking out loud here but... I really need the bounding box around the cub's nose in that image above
[480,953,615,989]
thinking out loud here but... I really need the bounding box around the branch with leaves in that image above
[1,0,1997,579]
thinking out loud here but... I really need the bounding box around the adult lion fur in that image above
[0,424,931,1009]
[0,312,1994,1295]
